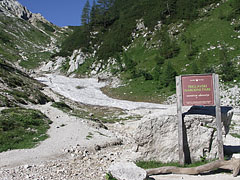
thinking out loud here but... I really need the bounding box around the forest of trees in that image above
[59,0,222,58]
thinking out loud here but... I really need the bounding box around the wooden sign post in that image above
[176,74,224,165]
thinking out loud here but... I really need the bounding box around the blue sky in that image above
[18,0,90,27]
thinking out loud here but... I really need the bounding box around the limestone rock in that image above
[67,49,88,74]
[40,57,66,72]
[0,0,51,26]
[134,108,233,163]
[0,0,31,19]
[108,161,147,180]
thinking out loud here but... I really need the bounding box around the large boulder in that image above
[134,106,233,163]
[108,161,147,180]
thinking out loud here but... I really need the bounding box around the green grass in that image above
[0,108,52,152]
[230,133,240,139]
[86,132,94,140]
[136,160,216,169]
[102,77,172,104]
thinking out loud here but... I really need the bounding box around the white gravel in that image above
[36,74,172,111]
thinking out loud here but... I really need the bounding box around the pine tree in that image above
[90,0,97,26]
[96,0,116,27]
[81,0,91,26]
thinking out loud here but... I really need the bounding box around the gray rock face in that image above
[0,0,31,19]
[134,107,233,163]
[67,49,88,74]
[0,0,50,25]
[108,162,147,180]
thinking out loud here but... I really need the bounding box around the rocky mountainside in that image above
[49,0,240,104]
[0,0,32,20]
[0,0,71,70]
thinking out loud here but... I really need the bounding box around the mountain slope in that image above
[54,0,240,103]
[0,0,71,69]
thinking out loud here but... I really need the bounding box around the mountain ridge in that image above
[0,0,51,26]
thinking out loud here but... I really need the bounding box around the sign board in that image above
[176,74,224,165]
[181,74,214,106]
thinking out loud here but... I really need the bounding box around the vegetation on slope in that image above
[57,0,240,102]
[0,15,71,69]
[0,59,51,106]
[0,59,53,152]
[0,107,52,152]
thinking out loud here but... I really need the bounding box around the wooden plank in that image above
[176,76,184,165]
[214,74,224,160]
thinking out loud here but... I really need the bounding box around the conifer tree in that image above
[81,0,91,26]
[90,0,97,26]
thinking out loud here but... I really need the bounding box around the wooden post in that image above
[176,76,184,165]
[214,74,224,160]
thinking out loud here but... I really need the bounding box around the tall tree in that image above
[81,0,91,26]
[90,0,97,26]
[96,0,116,27]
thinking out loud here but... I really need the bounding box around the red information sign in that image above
[181,74,214,106]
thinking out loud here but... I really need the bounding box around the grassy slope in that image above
[0,60,52,152]
[0,15,70,69]
[0,108,52,152]
[104,0,240,103]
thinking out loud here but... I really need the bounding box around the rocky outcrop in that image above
[0,0,31,19]
[0,0,51,25]
[134,107,233,163]
[39,57,66,72]
[67,49,88,74]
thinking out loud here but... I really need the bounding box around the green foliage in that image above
[0,108,51,152]
[105,173,117,180]
[75,57,95,75]
[0,60,51,105]
[158,27,180,59]
[57,27,91,57]
[81,0,91,26]
[65,0,220,61]
[230,133,240,139]
[40,22,55,32]
[218,47,238,82]
[0,30,11,44]
[160,61,177,91]
[191,61,200,74]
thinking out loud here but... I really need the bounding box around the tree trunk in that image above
[147,158,240,177]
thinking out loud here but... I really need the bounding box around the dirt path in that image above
[0,102,118,168]
[0,74,239,180]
